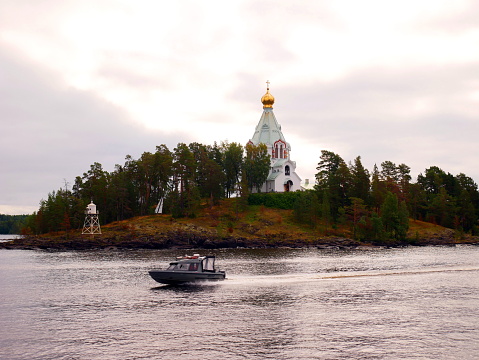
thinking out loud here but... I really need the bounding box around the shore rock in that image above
[1,227,477,251]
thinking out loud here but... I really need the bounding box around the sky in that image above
[1,0,479,215]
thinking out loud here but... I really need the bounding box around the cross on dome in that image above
[261,80,275,108]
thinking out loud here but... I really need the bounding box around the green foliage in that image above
[380,192,409,242]
[28,139,282,233]
[243,143,270,192]
[320,191,331,229]
[248,191,302,209]
[350,156,370,204]
[166,187,200,218]
[169,143,201,218]
[415,167,479,231]
[189,142,225,206]
[25,141,479,239]
[313,151,479,241]
[398,200,409,241]
[27,188,85,235]
[344,197,368,239]
[222,141,244,198]
[370,212,386,243]
[292,191,320,227]
[0,214,28,234]
[370,164,384,211]
[315,150,352,220]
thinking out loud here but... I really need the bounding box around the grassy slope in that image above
[85,199,477,247]
[3,199,477,249]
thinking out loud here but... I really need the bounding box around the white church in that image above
[248,82,303,193]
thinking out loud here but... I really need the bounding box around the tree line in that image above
[22,145,479,243]
[291,150,479,244]
[22,141,271,234]
[0,214,28,234]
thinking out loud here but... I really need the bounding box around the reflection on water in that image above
[150,283,220,293]
[0,246,478,360]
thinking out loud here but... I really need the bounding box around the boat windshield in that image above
[175,263,191,271]
[202,257,215,272]
[168,262,199,271]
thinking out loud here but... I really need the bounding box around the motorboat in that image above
[149,254,226,285]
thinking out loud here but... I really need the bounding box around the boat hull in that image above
[148,270,226,285]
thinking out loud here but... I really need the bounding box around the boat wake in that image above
[222,266,479,286]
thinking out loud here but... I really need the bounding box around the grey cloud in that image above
[243,1,337,29]
[96,51,176,90]
[264,64,479,180]
[226,63,479,184]
[0,45,187,213]
[228,72,267,105]
[416,2,479,33]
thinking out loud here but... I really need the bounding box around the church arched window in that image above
[273,140,286,159]
[285,165,290,175]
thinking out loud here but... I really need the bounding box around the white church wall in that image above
[248,82,304,194]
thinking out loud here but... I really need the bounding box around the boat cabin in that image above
[166,255,217,273]
[149,254,225,284]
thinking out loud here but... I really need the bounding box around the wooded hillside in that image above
[20,143,479,246]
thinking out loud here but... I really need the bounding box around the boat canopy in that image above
[202,256,216,272]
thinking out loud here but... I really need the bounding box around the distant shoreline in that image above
[0,234,23,242]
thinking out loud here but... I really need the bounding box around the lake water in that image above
[0,246,478,360]
[0,234,22,242]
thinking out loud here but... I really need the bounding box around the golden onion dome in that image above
[261,81,275,108]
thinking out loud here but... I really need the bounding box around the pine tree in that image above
[380,192,409,243]
[243,143,270,192]
[222,142,244,198]
[350,156,370,204]
[371,164,385,211]
[315,150,351,221]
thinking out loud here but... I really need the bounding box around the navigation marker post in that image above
[82,200,101,235]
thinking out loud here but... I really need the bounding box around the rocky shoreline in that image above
[1,227,477,251]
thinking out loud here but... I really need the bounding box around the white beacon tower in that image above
[82,200,101,235]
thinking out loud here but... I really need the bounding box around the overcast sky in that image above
[1,0,479,215]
